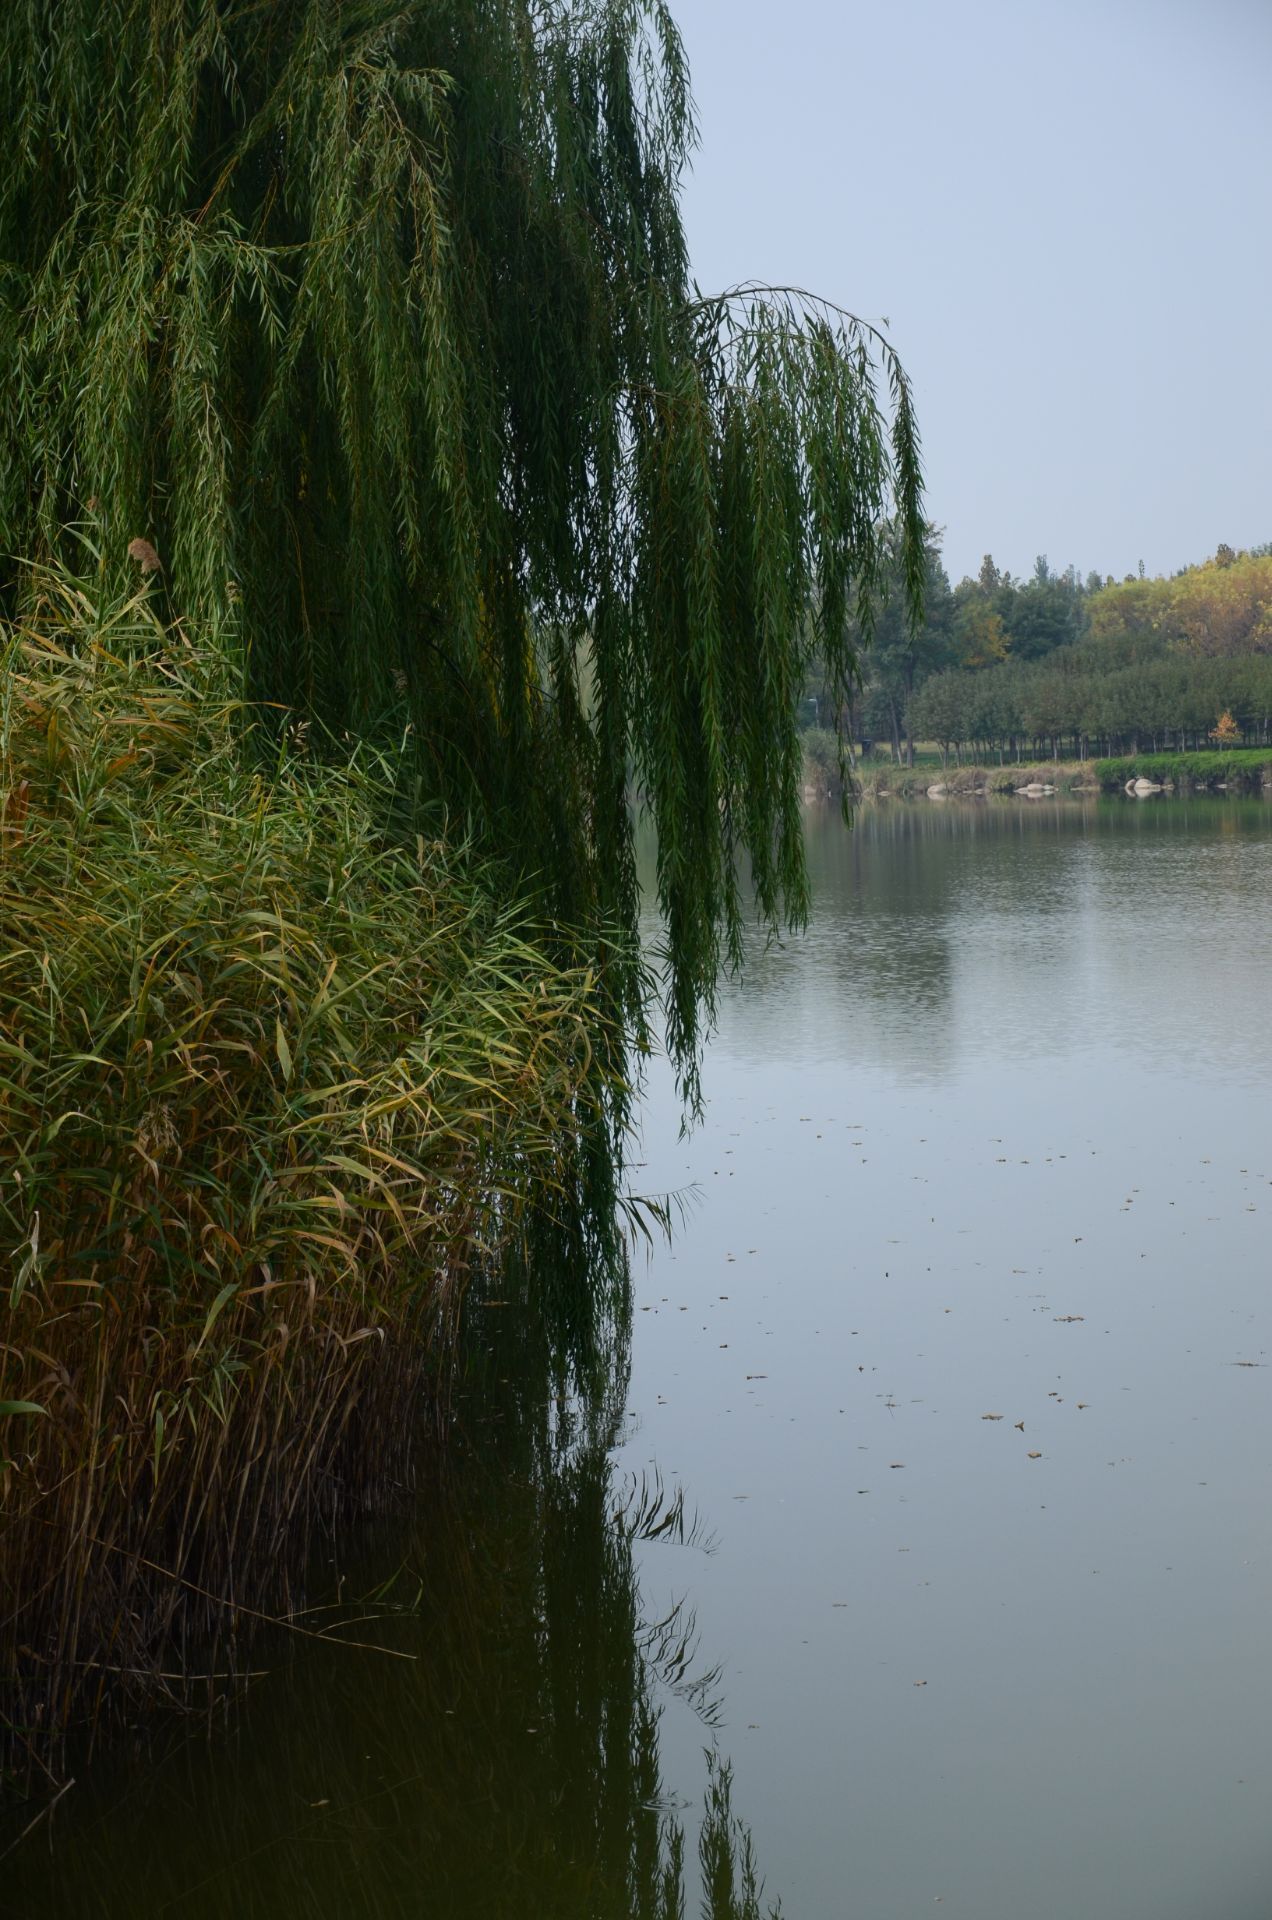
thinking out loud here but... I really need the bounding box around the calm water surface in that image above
[10,797,1272,1919]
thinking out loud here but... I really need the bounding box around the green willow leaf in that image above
[0,0,923,1099]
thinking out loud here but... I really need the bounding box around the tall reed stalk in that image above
[0,559,627,1785]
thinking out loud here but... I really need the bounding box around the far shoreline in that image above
[802,750,1272,805]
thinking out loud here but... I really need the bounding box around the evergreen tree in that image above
[0,0,924,1085]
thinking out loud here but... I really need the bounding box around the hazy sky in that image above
[666,0,1272,585]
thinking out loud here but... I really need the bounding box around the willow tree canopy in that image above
[1,0,923,1079]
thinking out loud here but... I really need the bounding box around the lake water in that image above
[9,796,1272,1919]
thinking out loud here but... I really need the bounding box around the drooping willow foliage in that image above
[0,0,923,1084]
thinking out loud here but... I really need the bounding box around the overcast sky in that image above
[666,0,1272,585]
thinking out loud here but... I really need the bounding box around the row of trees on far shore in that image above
[804,538,1272,765]
[909,650,1272,765]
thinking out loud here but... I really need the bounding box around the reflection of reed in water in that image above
[7,1221,781,1919]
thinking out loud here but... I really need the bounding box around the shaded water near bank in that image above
[9,794,1272,1917]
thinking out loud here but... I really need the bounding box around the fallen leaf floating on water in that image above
[1027,1451,1042,1459]
[982,1413,1004,1421]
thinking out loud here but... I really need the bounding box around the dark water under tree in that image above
[9,796,1272,1919]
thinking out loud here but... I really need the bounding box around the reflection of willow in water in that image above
[7,1233,781,1920]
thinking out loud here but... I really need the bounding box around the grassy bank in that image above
[801,738,1095,800]
[1095,749,1272,790]
[856,759,1093,799]
[0,567,624,1784]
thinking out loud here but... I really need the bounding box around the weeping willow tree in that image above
[0,0,923,1081]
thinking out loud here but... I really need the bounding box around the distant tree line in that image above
[910,646,1272,765]
[804,537,1272,765]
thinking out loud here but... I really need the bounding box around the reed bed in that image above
[0,564,624,1785]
